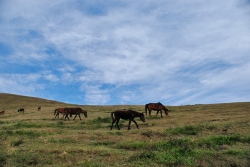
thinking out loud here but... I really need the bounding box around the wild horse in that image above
[110,110,145,130]
[64,108,87,120]
[17,108,25,113]
[145,102,169,117]
[54,108,67,118]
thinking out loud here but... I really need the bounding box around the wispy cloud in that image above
[0,0,249,105]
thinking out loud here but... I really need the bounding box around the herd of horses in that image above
[54,107,88,120]
[6,102,169,130]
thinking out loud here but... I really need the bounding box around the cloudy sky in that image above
[0,0,250,105]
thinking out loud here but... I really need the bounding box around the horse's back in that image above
[114,110,136,119]
[66,108,82,114]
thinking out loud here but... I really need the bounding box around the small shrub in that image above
[0,130,44,138]
[11,139,24,146]
[224,149,244,156]
[12,151,39,166]
[166,125,203,135]
[91,117,111,123]
[57,121,64,125]
[198,134,242,148]
[115,141,147,150]
[14,122,42,128]
[0,151,7,167]
[78,161,106,167]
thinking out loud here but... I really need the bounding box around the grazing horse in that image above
[64,108,87,121]
[145,102,168,117]
[17,108,24,113]
[38,107,41,111]
[110,110,145,130]
[0,110,4,115]
[54,108,67,118]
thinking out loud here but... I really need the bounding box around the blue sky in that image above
[0,0,250,105]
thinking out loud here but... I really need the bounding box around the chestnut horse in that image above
[0,110,4,115]
[145,102,168,117]
[38,107,41,111]
[54,108,67,118]
[110,110,145,130]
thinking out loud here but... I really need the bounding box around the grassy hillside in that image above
[0,93,68,110]
[0,93,250,166]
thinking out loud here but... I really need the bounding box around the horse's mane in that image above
[158,102,163,105]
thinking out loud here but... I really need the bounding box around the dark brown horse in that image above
[145,102,168,117]
[0,110,4,115]
[38,107,41,111]
[64,108,87,120]
[17,108,24,113]
[54,108,67,118]
[110,110,145,130]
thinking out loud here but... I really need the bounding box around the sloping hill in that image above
[0,93,67,110]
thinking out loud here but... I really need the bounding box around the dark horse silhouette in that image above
[0,110,4,115]
[145,102,168,117]
[17,108,24,113]
[110,110,145,130]
[38,107,41,111]
[64,108,87,120]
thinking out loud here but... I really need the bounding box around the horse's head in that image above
[140,113,146,122]
[164,108,169,116]
[82,110,87,118]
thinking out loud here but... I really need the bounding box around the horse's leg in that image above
[156,110,159,116]
[78,113,82,120]
[73,114,77,120]
[64,113,69,121]
[116,118,120,130]
[132,119,139,129]
[160,110,163,118]
[110,118,116,130]
[128,119,132,130]
[149,109,152,116]
[56,112,59,118]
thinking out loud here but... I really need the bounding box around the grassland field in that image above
[0,93,250,167]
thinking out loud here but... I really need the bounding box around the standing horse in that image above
[145,102,168,117]
[0,110,4,115]
[54,108,67,118]
[110,110,145,130]
[17,108,24,113]
[64,108,87,120]
[38,107,41,111]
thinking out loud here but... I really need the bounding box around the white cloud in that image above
[81,84,110,105]
[0,0,249,105]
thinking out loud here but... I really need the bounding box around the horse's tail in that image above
[54,109,57,116]
[111,112,115,121]
[145,104,148,115]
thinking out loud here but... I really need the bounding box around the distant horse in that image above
[0,110,4,115]
[64,108,87,121]
[38,107,41,111]
[17,108,25,113]
[145,102,168,117]
[110,110,145,130]
[54,108,67,118]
